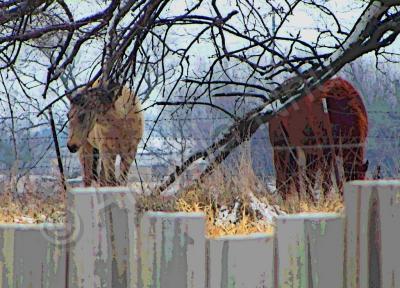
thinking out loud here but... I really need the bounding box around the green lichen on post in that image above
[319,220,327,236]
[347,258,357,288]
[311,221,317,232]
[283,239,307,288]
[43,243,52,287]
[178,220,186,249]
[228,275,236,287]
[44,234,62,288]
[296,240,307,288]
[140,246,152,286]
[140,218,156,288]
[314,274,319,287]
[162,219,175,265]
[2,230,14,288]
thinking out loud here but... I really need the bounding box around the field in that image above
[0,153,344,237]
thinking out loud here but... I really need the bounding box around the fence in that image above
[0,180,399,287]
[0,108,400,186]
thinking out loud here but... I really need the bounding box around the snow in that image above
[327,2,384,64]
[215,202,240,226]
[249,193,286,224]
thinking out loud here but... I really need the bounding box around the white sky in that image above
[1,0,399,124]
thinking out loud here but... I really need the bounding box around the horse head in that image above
[66,81,123,153]
[358,160,369,180]
[345,159,369,181]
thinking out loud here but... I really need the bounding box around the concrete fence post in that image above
[139,212,206,288]
[344,180,400,288]
[0,224,66,288]
[275,213,344,288]
[207,233,274,288]
[67,187,139,288]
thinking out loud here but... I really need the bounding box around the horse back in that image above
[88,85,144,152]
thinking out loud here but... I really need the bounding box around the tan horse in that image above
[67,81,144,186]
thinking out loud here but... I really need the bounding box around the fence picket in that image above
[207,233,274,288]
[139,212,206,288]
[67,187,138,288]
[275,213,344,288]
[0,224,66,288]
[2,181,400,287]
[344,180,400,288]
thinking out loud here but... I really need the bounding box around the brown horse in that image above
[269,77,368,200]
[67,81,144,186]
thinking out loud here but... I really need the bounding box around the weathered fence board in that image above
[67,187,138,288]
[207,233,274,288]
[345,180,400,288]
[0,224,66,288]
[1,180,399,287]
[275,213,344,288]
[139,212,206,288]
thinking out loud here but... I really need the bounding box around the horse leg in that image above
[295,147,308,200]
[277,124,300,200]
[285,147,301,200]
[99,149,117,186]
[341,144,366,194]
[321,147,334,198]
[274,148,290,200]
[79,143,94,187]
[305,152,318,201]
[119,153,135,185]
[92,147,99,182]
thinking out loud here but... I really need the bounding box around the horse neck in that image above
[116,86,140,108]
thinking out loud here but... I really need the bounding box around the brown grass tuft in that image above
[0,176,65,224]
[0,148,345,237]
[136,145,344,237]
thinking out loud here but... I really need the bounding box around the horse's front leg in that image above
[79,143,94,187]
[99,149,117,186]
[274,148,292,201]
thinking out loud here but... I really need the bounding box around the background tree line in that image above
[0,0,399,192]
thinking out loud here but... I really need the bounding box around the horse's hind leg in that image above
[321,148,334,198]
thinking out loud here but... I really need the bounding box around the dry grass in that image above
[0,149,344,237]
[0,195,65,224]
[280,194,344,214]
[137,146,345,238]
[0,180,65,224]
[176,195,274,238]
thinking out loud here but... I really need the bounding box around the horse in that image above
[269,77,368,200]
[67,81,144,186]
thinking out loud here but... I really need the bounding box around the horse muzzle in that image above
[67,144,79,153]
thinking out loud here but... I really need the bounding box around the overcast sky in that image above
[1,0,399,124]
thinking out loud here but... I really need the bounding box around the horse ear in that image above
[66,92,72,101]
[70,91,85,105]
[97,83,119,105]
[66,88,84,104]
